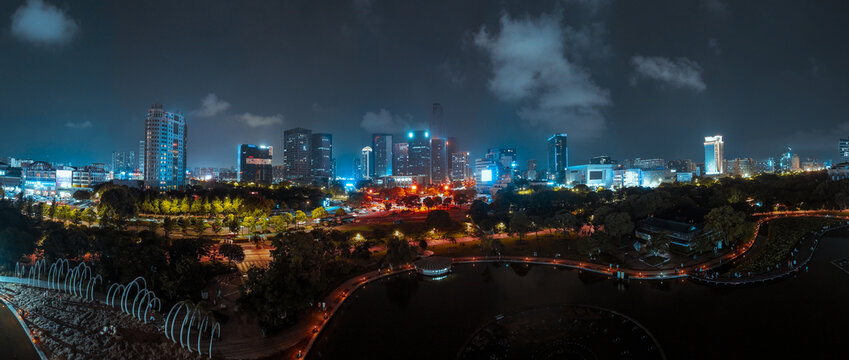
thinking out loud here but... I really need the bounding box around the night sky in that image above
[2,0,848,175]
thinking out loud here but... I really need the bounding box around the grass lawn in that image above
[429,232,587,259]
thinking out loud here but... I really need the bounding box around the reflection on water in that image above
[311,235,849,360]
[0,302,40,360]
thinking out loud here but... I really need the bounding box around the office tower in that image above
[353,158,361,179]
[703,135,724,175]
[360,146,373,180]
[138,140,145,175]
[393,143,409,176]
[489,148,517,179]
[143,103,186,191]
[431,103,444,139]
[283,128,312,180]
[430,138,448,184]
[446,137,458,174]
[407,131,431,181]
[840,138,849,158]
[237,144,273,184]
[526,159,538,181]
[111,151,135,180]
[547,134,568,183]
[311,133,333,179]
[372,133,393,177]
[451,152,470,182]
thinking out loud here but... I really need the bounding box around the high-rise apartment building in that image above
[311,133,333,179]
[430,138,448,184]
[137,140,145,176]
[451,152,470,182]
[393,143,409,176]
[372,133,393,178]
[237,144,273,184]
[704,135,724,175]
[407,131,431,181]
[360,146,373,180]
[143,103,186,191]
[840,138,849,158]
[283,128,312,180]
[547,134,568,183]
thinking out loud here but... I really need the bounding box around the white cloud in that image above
[65,120,91,129]
[193,93,230,118]
[235,113,284,127]
[11,0,79,46]
[360,109,421,133]
[474,13,610,134]
[630,56,706,92]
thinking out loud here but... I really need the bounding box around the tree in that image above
[227,214,241,234]
[384,202,392,211]
[178,217,192,235]
[0,201,38,269]
[335,208,347,217]
[385,237,414,266]
[210,219,224,235]
[468,200,489,224]
[241,216,257,235]
[422,197,435,209]
[269,215,287,234]
[162,217,177,238]
[218,243,245,264]
[425,210,453,239]
[509,211,532,241]
[98,187,138,229]
[311,206,329,219]
[646,231,671,256]
[294,210,308,229]
[81,207,97,226]
[72,190,91,201]
[704,205,751,248]
[603,212,634,243]
[479,232,504,256]
[553,209,578,234]
[191,217,209,236]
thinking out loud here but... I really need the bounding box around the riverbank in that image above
[0,284,196,360]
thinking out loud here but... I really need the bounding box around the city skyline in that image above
[2,0,848,176]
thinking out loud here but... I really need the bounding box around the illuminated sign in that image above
[246,158,271,165]
[481,169,493,182]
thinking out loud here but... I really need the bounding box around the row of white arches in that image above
[15,259,221,358]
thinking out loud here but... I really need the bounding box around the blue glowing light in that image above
[408,132,413,138]
[424,131,429,138]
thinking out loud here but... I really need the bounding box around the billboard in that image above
[480,169,493,182]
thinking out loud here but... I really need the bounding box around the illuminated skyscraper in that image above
[547,134,568,183]
[372,133,393,177]
[840,138,849,158]
[392,143,409,176]
[238,144,273,184]
[283,128,312,179]
[430,138,448,184]
[703,135,724,175]
[143,103,186,191]
[407,130,431,181]
[451,152,470,182]
[360,146,373,180]
[311,133,333,179]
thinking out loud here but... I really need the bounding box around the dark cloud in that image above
[10,0,79,46]
[360,109,422,134]
[630,56,706,92]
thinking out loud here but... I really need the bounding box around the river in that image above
[310,231,849,359]
[0,301,40,360]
